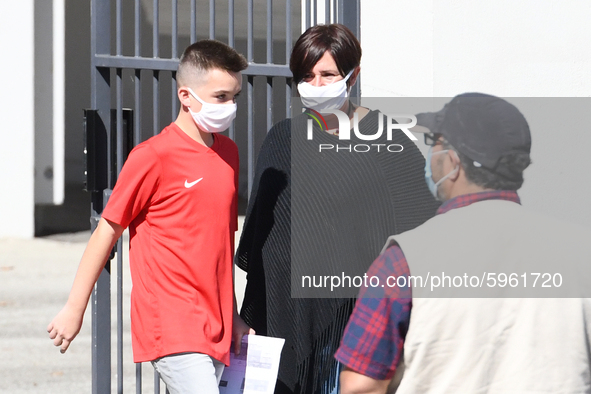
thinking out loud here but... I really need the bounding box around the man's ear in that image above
[448,150,462,181]
[178,87,192,109]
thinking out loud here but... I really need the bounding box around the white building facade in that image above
[1,0,590,238]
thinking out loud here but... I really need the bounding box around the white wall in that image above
[361,0,591,228]
[35,0,65,206]
[0,0,35,238]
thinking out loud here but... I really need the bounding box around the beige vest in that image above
[382,200,591,393]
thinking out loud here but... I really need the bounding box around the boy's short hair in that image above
[177,40,248,87]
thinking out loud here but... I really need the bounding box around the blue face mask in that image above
[424,147,458,200]
[424,147,438,197]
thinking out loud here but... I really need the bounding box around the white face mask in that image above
[187,88,237,133]
[297,69,354,111]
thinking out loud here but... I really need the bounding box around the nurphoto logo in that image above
[305,108,418,153]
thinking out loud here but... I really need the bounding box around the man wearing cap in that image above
[335,93,591,393]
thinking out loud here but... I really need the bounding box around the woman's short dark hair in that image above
[290,24,362,84]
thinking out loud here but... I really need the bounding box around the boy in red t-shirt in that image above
[48,40,254,393]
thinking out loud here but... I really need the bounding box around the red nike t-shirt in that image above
[102,122,238,365]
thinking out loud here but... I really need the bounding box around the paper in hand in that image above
[219,335,285,394]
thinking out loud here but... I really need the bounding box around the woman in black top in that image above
[235,24,439,394]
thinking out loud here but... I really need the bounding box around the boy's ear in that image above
[178,87,192,108]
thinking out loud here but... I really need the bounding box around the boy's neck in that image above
[174,114,215,147]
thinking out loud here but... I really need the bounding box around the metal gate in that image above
[87,0,360,392]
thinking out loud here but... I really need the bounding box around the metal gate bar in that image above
[286,0,292,117]
[266,0,273,132]
[90,0,111,391]
[94,55,293,76]
[133,1,143,392]
[309,0,313,25]
[172,0,179,119]
[246,0,254,197]
[228,0,236,140]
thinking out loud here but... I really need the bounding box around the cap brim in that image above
[412,112,440,134]
[409,124,432,134]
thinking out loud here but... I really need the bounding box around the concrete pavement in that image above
[0,218,247,393]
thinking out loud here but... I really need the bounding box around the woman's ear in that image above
[348,66,361,88]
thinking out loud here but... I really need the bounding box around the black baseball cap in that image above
[415,93,531,180]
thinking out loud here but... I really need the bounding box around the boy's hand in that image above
[47,303,84,354]
[232,313,255,355]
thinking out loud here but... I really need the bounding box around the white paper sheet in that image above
[219,335,285,394]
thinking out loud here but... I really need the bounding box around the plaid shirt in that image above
[334,190,521,380]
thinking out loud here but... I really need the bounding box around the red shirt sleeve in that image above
[102,143,161,228]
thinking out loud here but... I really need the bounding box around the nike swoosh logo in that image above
[184,178,203,188]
